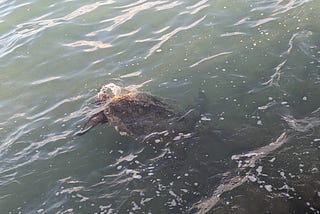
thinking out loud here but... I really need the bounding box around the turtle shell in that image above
[102,92,177,137]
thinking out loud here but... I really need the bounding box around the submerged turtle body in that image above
[103,92,177,137]
[77,88,196,140]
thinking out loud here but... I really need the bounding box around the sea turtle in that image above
[76,84,204,141]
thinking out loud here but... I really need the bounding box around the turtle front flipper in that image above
[76,111,108,136]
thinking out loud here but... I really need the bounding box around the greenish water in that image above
[0,0,320,213]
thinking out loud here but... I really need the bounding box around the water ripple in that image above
[194,132,288,213]
[27,95,83,120]
[152,26,170,34]
[271,0,312,16]
[141,15,206,58]
[190,51,233,68]
[262,59,287,87]
[31,76,61,85]
[0,1,114,58]
[282,115,320,133]
[117,27,141,39]
[281,30,313,57]
[180,0,209,15]
[234,16,279,28]
[262,30,314,88]
[88,1,167,36]
[220,31,246,37]
[155,1,183,11]
[63,40,112,52]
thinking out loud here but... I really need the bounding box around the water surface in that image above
[0,0,320,213]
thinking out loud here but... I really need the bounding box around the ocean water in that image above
[0,0,319,213]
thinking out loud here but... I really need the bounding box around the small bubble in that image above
[264,185,272,192]
[181,189,188,193]
[269,157,276,162]
[302,96,307,101]
[173,135,181,141]
[256,166,263,174]
[248,175,257,182]
[154,139,161,143]
[133,174,142,179]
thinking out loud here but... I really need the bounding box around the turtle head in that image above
[97,83,135,102]
[97,90,112,101]
[97,83,124,102]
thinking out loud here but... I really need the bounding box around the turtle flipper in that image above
[76,111,108,136]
